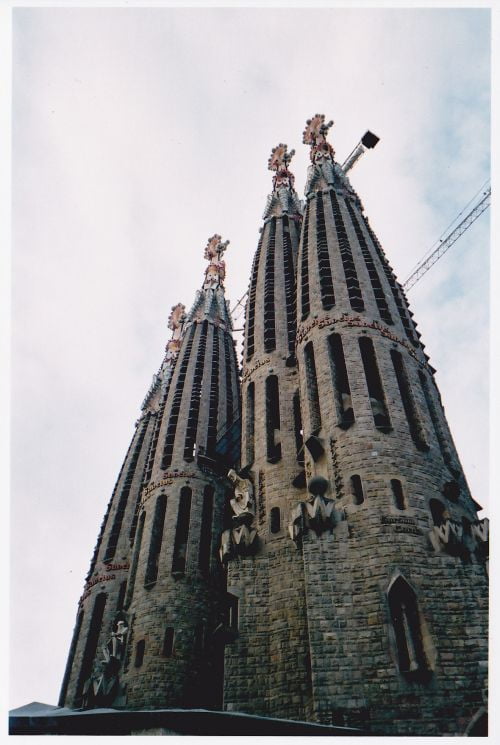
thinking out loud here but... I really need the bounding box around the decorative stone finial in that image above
[302,114,335,163]
[167,303,186,337]
[203,234,229,289]
[268,143,296,190]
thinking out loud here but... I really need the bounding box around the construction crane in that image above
[403,183,491,292]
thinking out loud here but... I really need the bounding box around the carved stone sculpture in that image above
[82,616,129,709]
[289,476,343,545]
[219,471,258,561]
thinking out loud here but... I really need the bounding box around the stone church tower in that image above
[222,115,488,735]
[60,236,240,712]
[59,115,488,736]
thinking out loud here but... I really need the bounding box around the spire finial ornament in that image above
[268,143,296,190]
[203,234,229,289]
[302,114,335,164]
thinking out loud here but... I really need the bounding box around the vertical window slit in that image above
[358,336,391,432]
[172,487,192,574]
[144,493,167,587]
[418,370,456,472]
[329,191,364,312]
[104,414,150,562]
[351,475,364,505]
[328,333,354,428]
[206,327,220,457]
[391,349,428,451]
[293,389,304,465]
[245,382,255,466]
[263,219,277,352]
[246,232,264,360]
[134,640,145,668]
[300,203,311,320]
[198,485,214,574]
[388,578,429,677]
[224,335,235,427]
[315,192,335,310]
[266,375,281,463]
[161,323,196,469]
[282,216,297,355]
[184,321,209,460]
[391,479,406,510]
[270,506,281,534]
[162,627,175,657]
[345,198,393,325]
[59,609,84,707]
[75,593,107,704]
[304,341,321,432]
[125,511,145,608]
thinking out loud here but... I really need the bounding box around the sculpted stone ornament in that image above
[263,143,303,220]
[428,519,466,557]
[302,113,356,197]
[289,476,343,546]
[219,470,258,562]
[203,234,229,289]
[471,517,489,568]
[82,616,129,709]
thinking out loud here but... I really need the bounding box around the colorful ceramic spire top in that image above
[302,114,335,164]
[263,144,302,220]
[165,302,186,355]
[268,143,296,189]
[203,234,229,289]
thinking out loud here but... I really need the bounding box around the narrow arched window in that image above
[198,485,214,574]
[125,511,145,607]
[270,507,281,534]
[145,493,167,587]
[390,349,428,451]
[304,341,321,432]
[75,593,107,705]
[172,487,192,574]
[293,390,304,465]
[193,623,206,654]
[388,577,429,677]
[245,382,255,466]
[266,375,281,463]
[429,499,446,526]
[134,640,145,668]
[358,336,391,432]
[328,333,354,428]
[391,479,406,510]
[351,475,364,505]
[226,593,239,630]
[162,626,174,657]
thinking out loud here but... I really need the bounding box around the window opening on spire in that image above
[418,370,456,472]
[172,487,192,574]
[246,232,264,361]
[125,511,145,608]
[206,327,220,457]
[282,216,297,355]
[104,415,149,562]
[315,192,335,310]
[162,626,175,657]
[429,499,446,527]
[224,335,235,427]
[59,609,84,706]
[198,485,214,574]
[293,389,304,465]
[145,493,167,587]
[329,190,364,313]
[351,475,364,505]
[263,219,277,353]
[304,341,321,433]
[75,592,107,705]
[226,593,239,631]
[388,577,430,679]
[245,382,255,466]
[161,323,196,469]
[328,333,354,428]
[345,198,393,325]
[134,640,145,668]
[184,321,208,461]
[391,479,407,510]
[270,506,281,533]
[391,349,429,451]
[358,336,391,432]
[116,581,127,612]
[266,375,281,463]
[300,204,311,320]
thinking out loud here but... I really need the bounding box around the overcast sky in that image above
[9,6,491,711]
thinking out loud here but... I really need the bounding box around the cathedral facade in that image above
[59,115,488,736]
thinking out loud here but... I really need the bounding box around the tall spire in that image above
[185,235,233,329]
[263,143,302,220]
